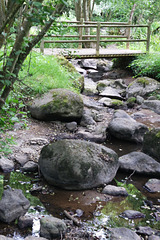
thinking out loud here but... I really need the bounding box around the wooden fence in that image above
[40,20,151,56]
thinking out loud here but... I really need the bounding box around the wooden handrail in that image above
[39,20,150,56]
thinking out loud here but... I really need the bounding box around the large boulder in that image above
[143,128,160,161]
[39,139,119,190]
[0,188,30,223]
[126,77,160,98]
[108,110,148,143]
[118,151,160,175]
[28,89,83,122]
[40,216,67,239]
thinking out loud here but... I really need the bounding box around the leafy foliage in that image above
[129,53,160,81]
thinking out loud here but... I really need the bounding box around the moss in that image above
[156,131,160,138]
[137,78,149,86]
[127,97,136,104]
[111,100,123,106]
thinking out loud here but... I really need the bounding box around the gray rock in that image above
[21,161,38,172]
[142,100,160,114]
[66,122,77,131]
[39,139,119,190]
[77,123,107,143]
[28,89,83,122]
[0,235,13,240]
[102,185,128,196]
[83,78,98,95]
[119,152,160,175]
[108,227,141,240]
[136,95,144,104]
[0,156,14,172]
[40,216,67,239]
[120,210,145,219]
[144,179,160,193]
[99,87,123,100]
[98,97,112,107]
[108,110,148,143]
[97,59,113,72]
[80,110,96,126]
[126,77,160,98]
[25,237,47,240]
[18,215,33,229]
[14,153,30,166]
[79,59,98,69]
[148,236,160,240]
[81,95,104,110]
[0,188,30,223]
[87,69,103,81]
[143,128,160,161]
[136,226,158,236]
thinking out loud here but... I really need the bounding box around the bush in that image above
[129,53,160,81]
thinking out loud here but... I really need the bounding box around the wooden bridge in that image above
[39,20,151,59]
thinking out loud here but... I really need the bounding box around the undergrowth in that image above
[129,53,160,81]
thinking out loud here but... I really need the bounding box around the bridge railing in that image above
[40,20,151,56]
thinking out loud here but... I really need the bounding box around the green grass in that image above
[19,51,81,96]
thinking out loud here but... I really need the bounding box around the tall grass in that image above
[19,51,81,96]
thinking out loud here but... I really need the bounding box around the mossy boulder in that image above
[38,139,119,190]
[126,77,160,98]
[143,128,160,161]
[28,89,83,122]
[56,56,84,92]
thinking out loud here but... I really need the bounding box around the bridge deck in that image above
[37,48,145,58]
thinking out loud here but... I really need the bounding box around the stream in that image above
[0,58,160,239]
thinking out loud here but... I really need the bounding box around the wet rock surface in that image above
[108,227,141,240]
[39,139,119,190]
[120,210,145,219]
[102,185,128,196]
[144,179,160,193]
[0,188,30,223]
[119,151,160,175]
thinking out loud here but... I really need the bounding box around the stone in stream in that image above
[0,156,14,172]
[126,77,160,98]
[0,188,30,223]
[28,89,83,122]
[108,110,148,143]
[143,128,160,161]
[102,185,128,196]
[40,216,67,239]
[144,179,160,193]
[120,210,145,219]
[148,236,160,240]
[118,152,160,175]
[20,161,38,172]
[136,226,159,236]
[108,227,141,240]
[39,139,119,190]
[99,86,123,100]
[83,77,98,95]
[142,100,160,115]
[18,215,33,229]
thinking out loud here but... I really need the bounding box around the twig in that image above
[124,170,136,183]
[64,210,81,227]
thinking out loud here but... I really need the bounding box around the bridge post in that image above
[96,22,100,56]
[146,23,151,52]
[78,18,83,49]
[40,40,44,54]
